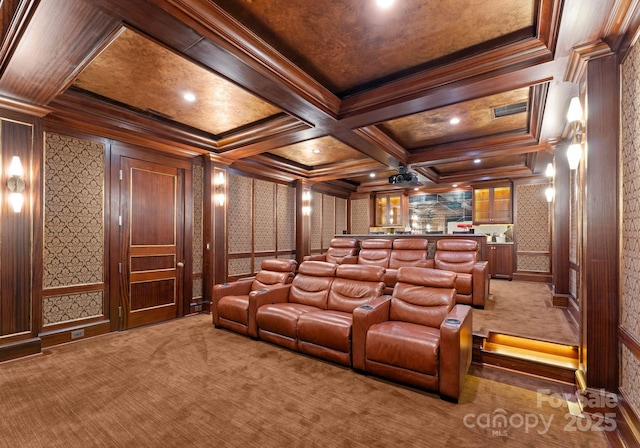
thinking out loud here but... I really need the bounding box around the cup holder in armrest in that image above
[257,289,268,293]
[360,305,373,310]
[444,318,460,325]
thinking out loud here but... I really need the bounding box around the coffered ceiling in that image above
[0,0,634,194]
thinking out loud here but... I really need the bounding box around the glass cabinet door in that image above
[375,196,388,225]
[388,195,401,225]
[492,186,512,223]
[473,188,491,223]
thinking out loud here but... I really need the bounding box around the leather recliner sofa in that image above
[423,239,489,308]
[254,261,386,366]
[352,266,472,402]
[212,258,298,337]
[303,237,359,264]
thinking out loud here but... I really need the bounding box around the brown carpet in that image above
[0,315,605,447]
[474,280,578,345]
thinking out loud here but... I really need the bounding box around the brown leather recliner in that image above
[352,267,472,402]
[423,239,489,308]
[212,258,297,338]
[255,261,337,351]
[354,239,393,267]
[303,238,359,264]
[384,238,429,293]
[297,264,386,366]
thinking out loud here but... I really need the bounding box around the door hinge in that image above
[118,215,122,226]
[118,306,122,318]
[119,169,122,181]
[118,262,122,274]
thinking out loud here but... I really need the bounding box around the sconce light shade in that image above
[545,187,554,203]
[213,171,225,206]
[6,156,26,213]
[545,163,555,178]
[301,190,312,215]
[8,156,23,176]
[567,143,582,170]
[567,97,583,123]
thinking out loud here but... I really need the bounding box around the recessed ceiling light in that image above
[183,92,196,102]
[369,173,376,178]
[474,159,481,164]
[312,149,320,154]
[414,187,419,191]
[449,117,461,125]
[376,0,394,9]
[452,184,458,188]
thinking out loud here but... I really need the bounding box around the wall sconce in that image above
[545,163,555,178]
[545,186,554,203]
[567,97,584,170]
[7,156,26,213]
[213,171,225,206]
[302,190,311,216]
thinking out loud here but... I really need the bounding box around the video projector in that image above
[388,171,422,187]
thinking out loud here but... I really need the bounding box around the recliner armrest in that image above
[439,304,472,401]
[472,261,489,308]
[351,295,391,371]
[212,279,253,326]
[247,284,293,338]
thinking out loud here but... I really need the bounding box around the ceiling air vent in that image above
[492,101,527,119]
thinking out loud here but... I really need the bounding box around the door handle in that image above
[177,261,185,268]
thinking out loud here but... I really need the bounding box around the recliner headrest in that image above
[298,261,337,277]
[397,266,456,288]
[329,238,358,248]
[392,239,428,250]
[436,239,478,251]
[361,239,393,249]
[336,264,385,282]
[261,258,298,272]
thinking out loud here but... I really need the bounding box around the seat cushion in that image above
[366,321,440,376]
[217,295,249,325]
[297,310,353,353]
[256,303,320,339]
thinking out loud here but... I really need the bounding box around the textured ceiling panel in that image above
[379,87,531,149]
[268,136,368,167]
[213,0,535,92]
[73,28,282,135]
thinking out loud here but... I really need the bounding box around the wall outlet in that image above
[195,305,203,312]
[71,329,84,339]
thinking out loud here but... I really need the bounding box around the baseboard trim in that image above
[512,272,552,282]
[606,391,640,448]
[0,337,41,362]
[39,320,112,348]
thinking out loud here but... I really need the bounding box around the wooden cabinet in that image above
[375,193,404,226]
[488,244,513,279]
[473,182,513,224]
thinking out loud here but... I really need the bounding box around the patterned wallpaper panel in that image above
[43,291,103,326]
[310,191,323,250]
[228,173,252,254]
[621,38,640,416]
[277,184,296,251]
[192,164,204,276]
[228,257,252,277]
[44,133,104,288]
[515,183,550,252]
[335,197,347,234]
[517,255,550,272]
[192,277,203,300]
[322,194,335,250]
[351,198,370,234]
[254,179,276,252]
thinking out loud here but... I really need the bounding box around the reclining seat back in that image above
[433,239,478,303]
[289,261,337,309]
[357,239,392,267]
[391,267,456,328]
[328,264,386,312]
[325,238,359,264]
[296,264,385,366]
[385,239,429,291]
[251,259,297,290]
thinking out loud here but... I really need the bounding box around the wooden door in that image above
[120,157,184,329]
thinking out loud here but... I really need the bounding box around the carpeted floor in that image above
[0,315,606,447]
[473,280,578,345]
